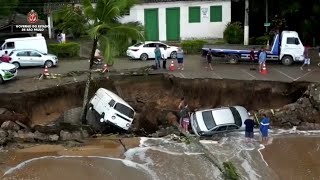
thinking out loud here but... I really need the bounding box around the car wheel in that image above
[44,60,53,68]
[140,53,148,61]
[12,62,20,69]
[228,55,240,64]
[0,75,3,84]
[281,55,293,66]
[170,51,177,59]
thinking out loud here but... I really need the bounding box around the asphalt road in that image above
[15,55,320,83]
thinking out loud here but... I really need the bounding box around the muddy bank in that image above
[0,75,309,130]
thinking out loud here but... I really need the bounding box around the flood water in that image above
[1,129,320,180]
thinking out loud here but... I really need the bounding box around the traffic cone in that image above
[43,66,49,76]
[102,64,108,73]
[169,61,175,71]
[261,63,267,74]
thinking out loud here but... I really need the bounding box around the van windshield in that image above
[114,103,134,119]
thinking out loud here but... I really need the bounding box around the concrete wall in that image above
[119,1,231,41]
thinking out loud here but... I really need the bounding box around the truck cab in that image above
[278,31,305,65]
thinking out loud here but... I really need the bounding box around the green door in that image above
[166,7,180,41]
[144,9,159,41]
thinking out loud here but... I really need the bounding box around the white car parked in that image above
[9,49,58,69]
[0,62,17,84]
[190,106,250,136]
[126,41,179,61]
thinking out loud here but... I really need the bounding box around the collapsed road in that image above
[0,74,320,145]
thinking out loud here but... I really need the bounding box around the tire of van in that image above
[86,108,107,133]
[281,55,293,66]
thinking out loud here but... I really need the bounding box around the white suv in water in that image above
[190,106,250,136]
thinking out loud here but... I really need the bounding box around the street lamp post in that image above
[244,0,249,45]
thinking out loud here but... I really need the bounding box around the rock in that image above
[15,121,29,130]
[1,121,20,131]
[309,84,320,109]
[13,130,35,142]
[151,126,180,137]
[34,131,48,141]
[48,134,59,142]
[298,122,320,130]
[81,129,89,138]
[33,124,61,134]
[290,119,302,126]
[0,108,8,115]
[0,129,8,145]
[59,130,83,141]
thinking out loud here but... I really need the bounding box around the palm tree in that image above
[54,0,144,121]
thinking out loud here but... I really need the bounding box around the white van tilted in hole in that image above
[87,88,135,131]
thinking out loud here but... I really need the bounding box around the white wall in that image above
[120,1,231,41]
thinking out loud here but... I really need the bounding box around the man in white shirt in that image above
[94,48,103,60]
[161,46,168,69]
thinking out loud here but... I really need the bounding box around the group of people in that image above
[154,45,185,70]
[244,113,270,144]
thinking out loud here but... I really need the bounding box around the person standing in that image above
[300,45,311,71]
[176,48,184,70]
[258,48,267,72]
[154,45,161,69]
[57,32,62,44]
[260,114,270,144]
[249,47,256,70]
[244,115,256,142]
[179,102,191,132]
[161,46,168,69]
[0,51,11,63]
[206,49,213,71]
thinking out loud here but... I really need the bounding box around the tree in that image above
[0,0,18,17]
[54,0,144,121]
[53,5,87,38]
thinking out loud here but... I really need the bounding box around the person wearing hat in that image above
[244,113,256,142]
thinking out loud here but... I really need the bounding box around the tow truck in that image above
[202,31,305,65]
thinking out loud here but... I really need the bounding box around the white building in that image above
[120,0,231,41]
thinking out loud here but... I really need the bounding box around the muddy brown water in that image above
[262,136,320,180]
[0,74,308,130]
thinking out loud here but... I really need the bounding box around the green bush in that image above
[255,35,270,45]
[48,42,80,58]
[181,40,207,54]
[223,22,244,44]
[223,161,240,180]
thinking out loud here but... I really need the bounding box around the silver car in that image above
[9,49,58,69]
[190,106,250,136]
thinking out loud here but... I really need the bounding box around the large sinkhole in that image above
[0,74,309,134]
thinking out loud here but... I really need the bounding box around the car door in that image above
[29,51,44,66]
[15,51,31,67]
[143,43,156,58]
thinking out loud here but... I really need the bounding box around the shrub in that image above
[223,22,244,44]
[223,161,240,180]
[48,42,80,58]
[255,35,270,45]
[181,39,207,54]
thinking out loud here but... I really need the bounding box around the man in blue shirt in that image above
[258,48,267,72]
[260,114,270,144]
